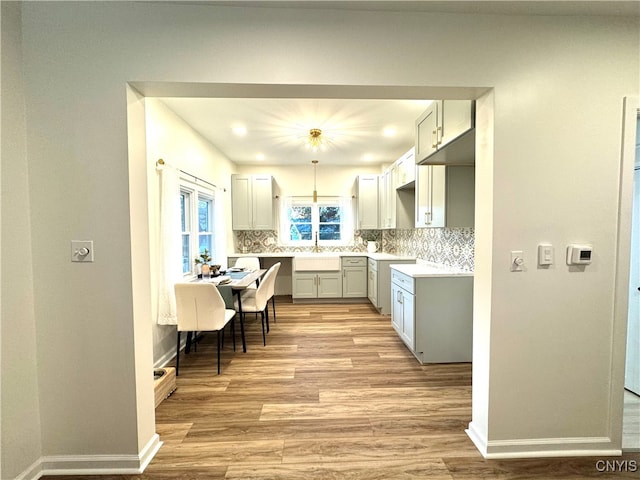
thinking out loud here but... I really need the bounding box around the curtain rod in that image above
[156,159,225,192]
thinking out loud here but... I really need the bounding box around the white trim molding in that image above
[16,434,161,480]
[467,424,621,459]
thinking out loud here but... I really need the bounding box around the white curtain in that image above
[214,188,228,269]
[157,163,181,325]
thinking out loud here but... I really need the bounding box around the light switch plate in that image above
[538,244,554,266]
[71,240,94,262]
[510,250,524,272]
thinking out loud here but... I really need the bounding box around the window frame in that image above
[180,178,215,278]
[282,196,346,247]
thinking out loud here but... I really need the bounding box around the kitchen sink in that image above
[293,253,341,271]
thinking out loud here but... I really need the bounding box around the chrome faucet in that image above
[314,231,319,252]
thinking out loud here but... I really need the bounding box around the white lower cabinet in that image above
[390,268,473,364]
[292,272,342,299]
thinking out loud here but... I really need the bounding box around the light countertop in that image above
[390,260,473,278]
[229,251,415,261]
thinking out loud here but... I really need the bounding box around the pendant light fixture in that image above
[312,159,318,203]
[306,128,326,152]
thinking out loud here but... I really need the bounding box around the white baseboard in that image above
[466,422,621,459]
[15,434,162,480]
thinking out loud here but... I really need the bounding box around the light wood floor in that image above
[46,300,639,479]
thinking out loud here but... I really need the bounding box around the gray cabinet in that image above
[390,268,473,364]
[355,175,379,229]
[342,257,367,298]
[415,165,474,228]
[292,272,342,299]
[415,100,475,166]
[368,257,415,315]
[231,174,276,230]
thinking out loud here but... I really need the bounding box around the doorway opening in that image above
[623,112,640,451]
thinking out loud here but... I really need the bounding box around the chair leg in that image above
[271,296,277,323]
[216,330,221,375]
[260,311,266,346]
[265,304,270,333]
[176,331,181,376]
[231,317,237,352]
[239,313,247,353]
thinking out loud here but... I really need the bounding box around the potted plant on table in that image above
[195,249,212,278]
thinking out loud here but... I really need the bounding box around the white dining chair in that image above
[234,256,260,271]
[174,283,236,375]
[247,262,281,331]
[234,266,276,347]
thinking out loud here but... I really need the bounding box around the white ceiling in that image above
[161,97,433,166]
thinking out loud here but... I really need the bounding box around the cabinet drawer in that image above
[368,258,378,271]
[391,270,415,294]
[342,256,367,267]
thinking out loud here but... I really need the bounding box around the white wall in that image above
[4,1,638,476]
[145,99,236,366]
[1,3,42,478]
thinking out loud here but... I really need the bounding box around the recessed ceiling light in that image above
[362,154,374,162]
[256,153,265,161]
[383,126,397,137]
[232,125,247,136]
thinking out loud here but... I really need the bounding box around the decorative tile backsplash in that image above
[233,227,474,271]
[385,228,474,271]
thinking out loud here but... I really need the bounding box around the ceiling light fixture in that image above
[312,160,319,203]
[232,125,247,136]
[306,128,327,152]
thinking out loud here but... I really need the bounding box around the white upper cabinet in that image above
[396,147,416,188]
[415,100,475,165]
[231,174,276,230]
[355,174,379,230]
[415,165,446,228]
[415,165,475,228]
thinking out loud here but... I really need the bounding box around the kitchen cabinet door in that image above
[317,273,342,298]
[415,102,438,163]
[292,273,317,298]
[252,175,275,230]
[231,175,253,230]
[440,100,474,148]
[343,266,367,298]
[415,165,446,228]
[415,100,474,165]
[391,283,403,334]
[231,174,275,230]
[368,264,378,307]
[400,290,415,350]
[356,175,379,229]
[396,147,416,188]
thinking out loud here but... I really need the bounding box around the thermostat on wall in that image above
[566,244,593,265]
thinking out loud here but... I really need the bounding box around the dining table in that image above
[198,268,266,353]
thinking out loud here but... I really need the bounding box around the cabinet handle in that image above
[397,290,403,304]
[425,211,432,225]
[431,129,437,148]
[437,125,443,145]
